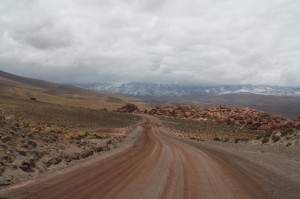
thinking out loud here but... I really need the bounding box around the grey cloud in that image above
[137,0,169,12]
[0,0,300,86]
[11,25,73,50]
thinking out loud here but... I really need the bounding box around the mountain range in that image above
[0,70,299,119]
[75,82,300,98]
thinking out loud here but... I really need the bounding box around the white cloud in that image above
[0,0,300,86]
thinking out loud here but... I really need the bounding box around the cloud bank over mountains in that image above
[0,0,299,86]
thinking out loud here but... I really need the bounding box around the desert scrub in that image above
[93,134,109,139]
[272,135,280,143]
[281,129,293,137]
[261,137,269,144]
[213,137,221,141]
[260,132,272,144]
[70,134,87,140]
[159,116,262,141]
[256,135,263,140]
[0,96,142,129]
[234,138,249,143]
[286,142,292,147]
[22,121,30,128]
[265,132,272,137]
[238,138,249,143]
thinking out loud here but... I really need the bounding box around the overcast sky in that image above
[0,0,300,86]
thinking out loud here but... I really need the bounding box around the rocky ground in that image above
[0,115,130,187]
[159,115,300,148]
[2,102,299,191]
[117,103,300,142]
[148,105,300,132]
[3,115,299,199]
[118,103,300,130]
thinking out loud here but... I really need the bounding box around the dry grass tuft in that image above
[159,116,263,142]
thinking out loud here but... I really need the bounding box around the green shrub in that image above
[256,135,263,140]
[22,122,29,128]
[272,135,280,143]
[281,129,293,137]
[239,138,249,143]
[72,134,86,140]
[286,142,292,147]
[213,137,221,142]
[261,137,269,144]
[93,134,108,139]
[265,132,272,137]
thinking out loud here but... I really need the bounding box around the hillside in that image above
[0,71,144,186]
[0,70,146,110]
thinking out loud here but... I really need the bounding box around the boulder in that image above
[95,145,108,152]
[43,156,62,167]
[16,149,27,156]
[70,153,81,161]
[0,178,12,186]
[1,136,12,143]
[2,155,14,163]
[116,103,140,113]
[80,150,94,158]
[19,157,35,172]
[27,140,37,148]
[64,155,73,162]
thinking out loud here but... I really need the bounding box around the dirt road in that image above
[1,116,293,199]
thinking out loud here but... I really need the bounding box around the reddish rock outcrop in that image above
[148,105,300,132]
[116,103,140,113]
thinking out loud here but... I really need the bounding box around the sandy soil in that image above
[1,115,299,199]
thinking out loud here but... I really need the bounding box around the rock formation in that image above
[148,105,300,132]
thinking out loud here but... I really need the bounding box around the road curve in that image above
[2,116,272,199]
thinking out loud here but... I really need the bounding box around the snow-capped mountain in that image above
[74,82,300,97]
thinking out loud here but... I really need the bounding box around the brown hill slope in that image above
[0,70,145,187]
[0,70,146,110]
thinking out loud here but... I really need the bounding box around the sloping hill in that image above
[0,70,146,110]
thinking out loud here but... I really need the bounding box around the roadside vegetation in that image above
[0,95,142,186]
[0,95,141,139]
[159,116,264,142]
[0,95,141,128]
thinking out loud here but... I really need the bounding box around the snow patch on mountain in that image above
[74,82,300,97]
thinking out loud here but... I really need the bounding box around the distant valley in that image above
[76,82,300,119]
